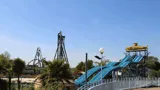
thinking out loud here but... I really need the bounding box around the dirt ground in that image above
[132,87,160,90]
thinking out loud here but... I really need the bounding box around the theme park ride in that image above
[54,31,69,64]
[25,31,69,75]
[125,43,148,77]
[75,43,149,86]
[27,47,45,74]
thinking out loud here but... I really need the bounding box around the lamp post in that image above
[95,48,104,80]
[85,53,88,86]
[99,48,104,80]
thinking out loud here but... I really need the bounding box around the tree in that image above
[0,54,9,68]
[147,62,156,69]
[0,79,7,90]
[76,62,85,72]
[149,69,157,77]
[94,59,110,66]
[40,60,72,89]
[73,60,94,79]
[155,61,160,71]
[42,59,52,67]
[0,52,12,90]
[3,51,11,61]
[87,60,94,70]
[148,56,159,62]
[145,56,160,70]
[12,58,25,90]
[75,60,94,72]
[157,70,160,77]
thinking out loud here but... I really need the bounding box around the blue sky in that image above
[0,0,160,67]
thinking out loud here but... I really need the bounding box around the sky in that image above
[0,0,160,67]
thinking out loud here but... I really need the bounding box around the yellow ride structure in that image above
[126,43,148,52]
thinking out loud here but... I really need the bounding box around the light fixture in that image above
[99,48,104,54]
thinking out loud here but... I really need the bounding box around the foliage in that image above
[149,69,158,77]
[21,85,35,90]
[39,60,72,89]
[157,70,160,77]
[12,58,25,90]
[148,69,160,77]
[146,62,156,69]
[0,79,7,90]
[0,52,13,72]
[87,60,94,70]
[42,59,51,67]
[0,52,13,90]
[145,56,160,73]
[75,60,94,72]
[10,84,35,90]
[3,51,11,61]
[13,58,25,76]
[76,61,85,71]
[94,59,110,66]
[148,56,159,62]
[73,60,94,79]
[0,54,9,69]
[11,85,16,90]
[40,83,64,90]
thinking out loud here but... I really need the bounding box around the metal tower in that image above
[54,31,69,64]
[28,47,44,68]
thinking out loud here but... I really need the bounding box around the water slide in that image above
[89,55,144,83]
[75,56,129,85]
[132,55,143,63]
[88,55,131,83]
[75,62,117,85]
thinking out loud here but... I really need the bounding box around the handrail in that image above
[77,77,160,90]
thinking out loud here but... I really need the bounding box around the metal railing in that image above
[77,77,160,90]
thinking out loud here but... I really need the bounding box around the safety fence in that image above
[77,77,160,90]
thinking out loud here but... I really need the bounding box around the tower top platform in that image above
[126,43,148,52]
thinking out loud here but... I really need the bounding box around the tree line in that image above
[0,51,25,90]
[0,51,73,90]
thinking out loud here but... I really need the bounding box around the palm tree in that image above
[12,58,25,90]
[40,60,73,89]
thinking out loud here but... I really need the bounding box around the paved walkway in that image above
[132,87,160,90]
